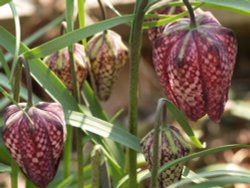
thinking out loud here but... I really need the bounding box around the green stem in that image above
[9,57,23,188]
[77,1,87,187]
[63,0,73,181]
[9,3,21,186]
[150,99,167,188]
[127,0,148,187]
[183,0,197,28]
[63,126,72,178]
[19,56,33,107]
[77,0,87,47]
[66,1,84,187]
[97,0,107,20]
[76,129,84,188]
[10,161,18,188]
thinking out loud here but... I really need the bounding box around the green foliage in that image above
[65,110,141,152]
[197,0,250,15]
[0,0,10,6]
[0,163,11,173]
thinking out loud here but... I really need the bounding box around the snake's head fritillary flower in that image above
[2,102,66,188]
[87,30,128,101]
[44,43,88,91]
[152,12,237,122]
[141,125,190,187]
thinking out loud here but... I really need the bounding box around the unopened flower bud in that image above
[87,30,128,101]
[44,43,88,91]
[141,125,190,187]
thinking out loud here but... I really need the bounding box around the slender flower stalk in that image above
[12,57,33,187]
[97,0,107,21]
[77,0,87,47]
[127,0,148,187]
[19,56,33,107]
[183,0,197,28]
[65,1,85,187]
[150,99,167,188]
[11,60,22,188]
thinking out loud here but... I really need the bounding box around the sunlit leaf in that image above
[0,73,41,103]
[163,98,204,148]
[0,163,11,173]
[22,15,133,59]
[0,26,79,112]
[197,0,250,15]
[65,110,141,152]
[123,144,250,186]
[158,144,250,177]
[188,176,250,187]
[170,170,250,187]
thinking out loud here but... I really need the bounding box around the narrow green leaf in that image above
[133,144,250,183]
[158,144,250,177]
[0,139,11,165]
[0,0,10,6]
[170,170,250,187]
[55,175,74,188]
[83,83,126,173]
[197,0,250,15]
[1,14,64,66]
[83,82,108,120]
[163,98,204,148]
[143,11,188,29]
[104,0,122,16]
[9,1,21,83]
[188,176,250,187]
[0,97,10,110]
[0,148,10,165]
[0,73,41,103]
[65,110,141,152]
[182,167,209,185]
[0,50,10,76]
[0,26,79,112]
[0,163,11,173]
[23,15,133,59]
[23,14,65,47]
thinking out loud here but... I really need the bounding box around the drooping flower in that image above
[2,102,66,188]
[44,43,88,91]
[87,30,128,101]
[152,11,237,122]
[141,125,190,187]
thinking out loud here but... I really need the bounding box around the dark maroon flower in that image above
[152,12,237,122]
[87,30,128,101]
[2,102,66,188]
[44,43,88,91]
[141,125,190,187]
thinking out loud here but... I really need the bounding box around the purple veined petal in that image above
[87,30,128,101]
[152,11,237,122]
[2,102,66,188]
[141,126,190,187]
[44,43,88,91]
